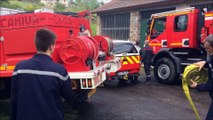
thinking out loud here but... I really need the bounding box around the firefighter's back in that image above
[11,54,71,120]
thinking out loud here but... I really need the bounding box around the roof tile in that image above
[94,0,164,13]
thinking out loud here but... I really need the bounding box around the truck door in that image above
[169,14,190,48]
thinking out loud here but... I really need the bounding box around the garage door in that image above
[100,13,130,40]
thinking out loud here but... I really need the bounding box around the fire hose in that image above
[182,64,208,120]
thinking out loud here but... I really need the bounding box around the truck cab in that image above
[146,7,213,84]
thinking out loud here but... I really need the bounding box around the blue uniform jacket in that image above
[140,45,153,64]
[197,55,213,100]
[11,54,73,120]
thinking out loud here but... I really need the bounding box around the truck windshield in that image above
[151,17,166,37]
[113,42,138,54]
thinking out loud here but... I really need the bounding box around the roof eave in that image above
[92,0,186,14]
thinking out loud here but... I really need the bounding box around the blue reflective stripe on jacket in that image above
[11,54,73,120]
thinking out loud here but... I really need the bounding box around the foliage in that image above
[54,3,66,12]
[19,0,40,3]
[0,0,8,4]
[0,0,102,35]
[71,0,102,11]
[1,0,102,12]
[0,1,44,11]
[91,23,97,36]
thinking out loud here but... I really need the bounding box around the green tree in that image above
[0,0,8,4]
[0,0,44,11]
[0,0,8,2]
[54,3,66,12]
[19,0,40,3]
[74,0,101,11]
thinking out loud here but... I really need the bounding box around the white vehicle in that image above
[0,7,25,15]
[108,40,141,84]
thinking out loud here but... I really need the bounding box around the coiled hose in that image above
[182,64,208,120]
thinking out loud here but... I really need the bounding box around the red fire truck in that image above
[146,7,213,84]
[0,8,121,100]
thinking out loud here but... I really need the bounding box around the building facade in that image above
[93,0,212,47]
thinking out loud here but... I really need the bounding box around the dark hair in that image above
[35,28,56,52]
[204,34,213,47]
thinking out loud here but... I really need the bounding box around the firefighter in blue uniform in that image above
[140,40,153,85]
[191,34,213,120]
[11,28,73,120]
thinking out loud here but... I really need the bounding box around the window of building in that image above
[174,15,188,32]
[101,13,130,40]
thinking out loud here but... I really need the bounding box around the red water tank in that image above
[93,35,113,57]
[59,36,99,72]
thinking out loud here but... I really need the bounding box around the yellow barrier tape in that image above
[182,64,208,120]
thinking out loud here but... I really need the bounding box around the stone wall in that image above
[129,11,141,43]
[96,15,101,35]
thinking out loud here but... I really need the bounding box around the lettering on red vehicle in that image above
[1,15,42,29]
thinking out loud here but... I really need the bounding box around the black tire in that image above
[0,79,10,99]
[130,75,139,83]
[118,79,128,86]
[70,90,90,106]
[154,57,178,84]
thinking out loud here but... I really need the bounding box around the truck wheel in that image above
[71,90,90,106]
[154,58,178,84]
[118,79,128,86]
[130,75,139,84]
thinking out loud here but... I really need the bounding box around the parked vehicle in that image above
[146,7,213,84]
[0,8,121,100]
[107,40,141,84]
[0,7,25,15]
